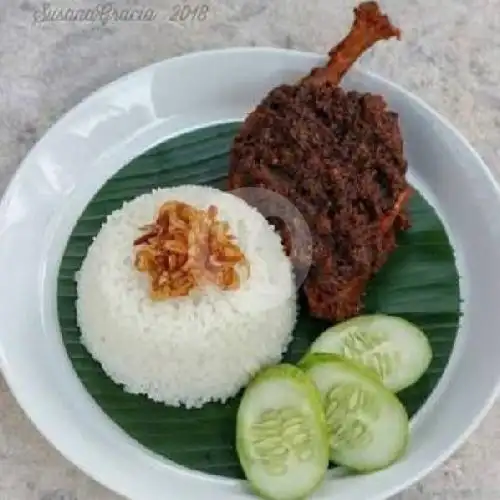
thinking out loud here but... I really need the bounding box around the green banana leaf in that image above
[57,122,460,478]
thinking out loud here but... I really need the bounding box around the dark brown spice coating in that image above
[228,81,411,321]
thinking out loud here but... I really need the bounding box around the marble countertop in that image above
[1,0,500,498]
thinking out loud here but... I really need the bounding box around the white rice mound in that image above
[76,185,297,409]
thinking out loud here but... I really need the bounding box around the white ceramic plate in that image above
[1,48,500,500]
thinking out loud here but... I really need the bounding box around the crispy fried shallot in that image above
[133,201,248,300]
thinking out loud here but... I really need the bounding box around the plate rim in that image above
[1,46,499,500]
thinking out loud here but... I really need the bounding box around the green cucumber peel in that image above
[300,353,410,473]
[236,364,330,500]
[308,314,433,392]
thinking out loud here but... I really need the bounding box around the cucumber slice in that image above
[236,364,329,500]
[308,314,432,392]
[300,354,409,472]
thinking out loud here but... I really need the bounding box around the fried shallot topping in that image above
[133,201,248,299]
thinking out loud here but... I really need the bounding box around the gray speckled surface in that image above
[1,0,500,498]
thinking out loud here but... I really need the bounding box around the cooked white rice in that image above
[76,185,297,408]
